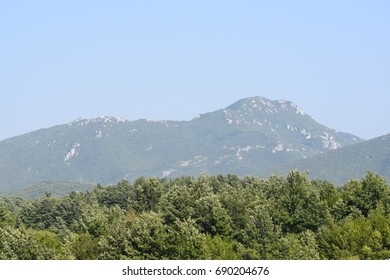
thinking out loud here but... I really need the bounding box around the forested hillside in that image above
[1,171,390,260]
[276,134,390,184]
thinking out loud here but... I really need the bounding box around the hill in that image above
[273,133,390,185]
[0,96,362,192]
[5,181,94,199]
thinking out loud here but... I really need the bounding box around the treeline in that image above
[1,171,390,260]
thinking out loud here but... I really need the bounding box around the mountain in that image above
[6,181,94,199]
[0,96,362,193]
[272,133,390,185]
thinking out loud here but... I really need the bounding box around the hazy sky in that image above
[1,0,389,141]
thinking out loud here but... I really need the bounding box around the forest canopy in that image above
[1,171,390,260]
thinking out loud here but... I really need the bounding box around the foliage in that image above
[1,171,389,259]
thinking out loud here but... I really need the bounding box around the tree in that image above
[97,211,134,260]
[94,180,134,210]
[158,184,195,223]
[193,195,233,237]
[76,201,109,238]
[130,177,164,212]
[218,183,263,242]
[341,173,390,217]
[67,232,99,260]
[25,229,70,260]
[269,230,320,259]
[0,227,19,259]
[204,235,240,259]
[271,171,330,233]
[127,211,168,259]
[245,203,280,258]
[317,214,390,260]
[0,227,70,260]
[0,201,11,227]
[165,218,208,259]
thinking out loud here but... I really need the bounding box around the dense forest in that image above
[1,171,390,260]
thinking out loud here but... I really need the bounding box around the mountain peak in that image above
[215,96,310,127]
[226,96,306,116]
[69,116,127,126]
[0,96,365,190]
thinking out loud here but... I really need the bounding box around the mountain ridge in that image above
[0,96,364,192]
[272,133,390,185]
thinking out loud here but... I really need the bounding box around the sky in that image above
[1,0,389,141]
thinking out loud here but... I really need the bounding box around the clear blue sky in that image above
[1,0,389,140]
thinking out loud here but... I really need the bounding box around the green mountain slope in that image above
[5,181,94,199]
[0,97,362,192]
[273,134,390,184]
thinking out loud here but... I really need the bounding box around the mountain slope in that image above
[6,181,94,199]
[273,134,390,184]
[0,97,362,191]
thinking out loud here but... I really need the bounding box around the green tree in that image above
[67,232,99,260]
[218,184,262,243]
[0,201,12,227]
[272,171,329,233]
[0,227,70,260]
[127,211,167,259]
[245,203,280,258]
[76,201,109,238]
[98,211,135,260]
[130,177,164,212]
[193,194,233,237]
[317,214,390,260]
[26,229,70,259]
[165,218,208,259]
[204,235,240,259]
[94,180,134,210]
[0,226,20,259]
[158,184,195,223]
[269,230,320,259]
[17,196,59,230]
[340,173,389,218]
